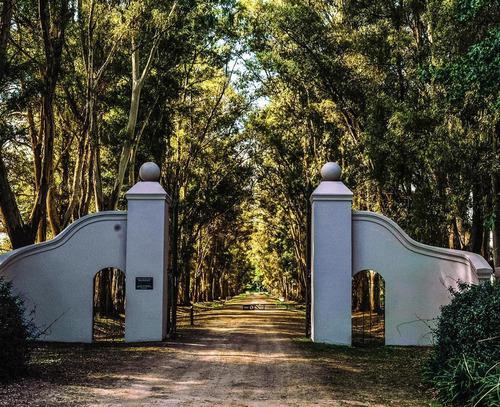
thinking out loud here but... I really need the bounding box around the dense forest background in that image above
[0,0,498,323]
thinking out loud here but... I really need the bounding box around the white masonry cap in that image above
[320,162,342,181]
[139,162,161,182]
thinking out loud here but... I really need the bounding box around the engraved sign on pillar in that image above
[125,161,171,341]
[135,277,154,290]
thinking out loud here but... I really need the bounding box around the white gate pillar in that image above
[125,162,170,342]
[311,162,353,345]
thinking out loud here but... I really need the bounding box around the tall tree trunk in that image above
[182,254,191,305]
[0,0,12,79]
[369,271,376,311]
[62,137,87,227]
[0,154,33,248]
[0,0,34,248]
[93,138,105,211]
[373,274,383,313]
[30,0,70,241]
[98,268,113,316]
[493,172,500,268]
[359,272,370,311]
[471,182,484,254]
[108,35,160,209]
[492,124,500,269]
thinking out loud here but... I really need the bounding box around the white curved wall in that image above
[352,211,491,346]
[0,212,127,342]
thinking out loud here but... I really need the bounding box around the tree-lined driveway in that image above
[0,293,431,406]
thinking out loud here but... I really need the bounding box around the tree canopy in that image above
[0,0,498,329]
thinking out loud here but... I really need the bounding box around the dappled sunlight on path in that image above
[84,293,340,406]
[0,293,431,406]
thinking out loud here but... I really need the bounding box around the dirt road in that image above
[148,294,335,406]
[0,293,431,406]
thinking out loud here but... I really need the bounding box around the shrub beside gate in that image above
[0,277,34,382]
[425,281,500,406]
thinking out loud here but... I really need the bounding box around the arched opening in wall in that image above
[93,268,126,342]
[352,270,385,346]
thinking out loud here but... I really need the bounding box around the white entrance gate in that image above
[0,163,170,343]
[311,162,493,346]
[0,161,493,345]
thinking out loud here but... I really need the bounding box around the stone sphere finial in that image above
[321,162,342,181]
[139,162,161,182]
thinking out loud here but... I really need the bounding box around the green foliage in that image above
[428,281,500,370]
[430,357,499,407]
[0,0,254,308]
[0,277,33,382]
[0,0,499,312]
[425,281,500,406]
[238,0,500,301]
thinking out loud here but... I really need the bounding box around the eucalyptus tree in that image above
[240,0,499,305]
[425,0,500,263]
[106,0,179,210]
[0,0,497,327]
[0,0,71,247]
[0,0,256,324]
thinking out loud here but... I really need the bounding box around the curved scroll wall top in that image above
[352,211,492,281]
[0,211,128,342]
[0,211,127,271]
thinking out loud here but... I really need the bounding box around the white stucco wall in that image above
[311,188,353,345]
[0,212,127,342]
[0,164,171,343]
[125,181,170,342]
[352,211,492,346]
[311,162,493,347]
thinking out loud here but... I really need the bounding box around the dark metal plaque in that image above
[135,277,153,290]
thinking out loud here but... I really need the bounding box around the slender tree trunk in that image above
[492,125,500,268]
[62,137,87,226]
[108,36,160,209]
[359,272,370,311]
[47,185,61,236]
[0,154,33,248]
[369,271,376,311]
[93,138,104,211]
[471,183,484,254]
[30,0,69,242]
[0,0,12,79]
[182,253,191,305]
[493,173,500,268]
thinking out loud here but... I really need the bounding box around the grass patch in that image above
[294,338,436,406]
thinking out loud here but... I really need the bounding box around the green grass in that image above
[294,338,437,406]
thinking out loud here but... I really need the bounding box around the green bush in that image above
[0,277,33,382]
[425,280,500,406]
[432,357,499,406]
